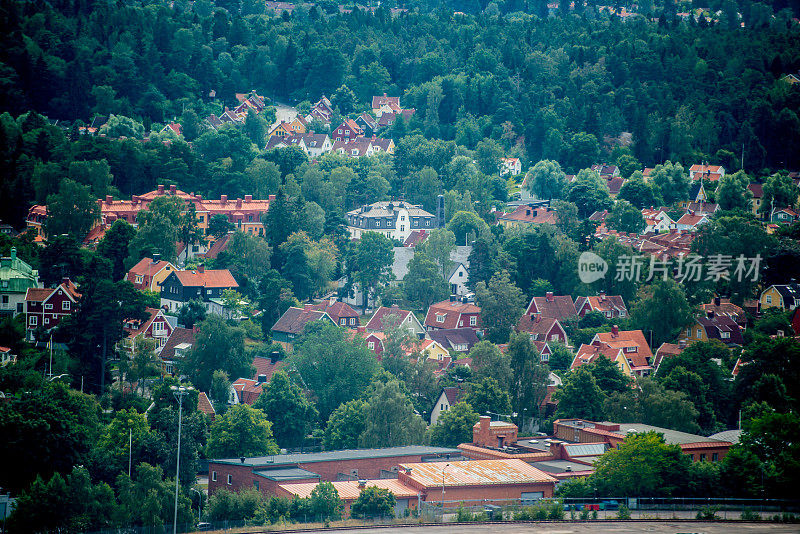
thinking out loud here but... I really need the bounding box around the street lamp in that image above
[171,385,194,534]
[191,487,203,524]
[441,463,450,510]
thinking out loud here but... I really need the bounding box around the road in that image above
[326,521,798,534]
[271,101,297,129]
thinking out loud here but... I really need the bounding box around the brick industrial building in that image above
[207,446,462,497]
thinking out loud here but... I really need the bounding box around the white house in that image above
[501,157,522,176]
[447,262,470,296]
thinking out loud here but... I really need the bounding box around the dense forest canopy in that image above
[1,0,799,182]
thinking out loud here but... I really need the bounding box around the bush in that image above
[456,505,474,522]
[617,504,631,519]
[696,505,720,520]
[740,508,760,521]
[580,508,590,520]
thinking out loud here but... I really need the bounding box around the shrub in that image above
[580,508,590,520]
[741,508,760,521]
[617,504,631,519]
[696,505,720,520]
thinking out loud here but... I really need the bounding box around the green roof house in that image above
[0,247,40,317]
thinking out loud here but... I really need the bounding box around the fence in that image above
[82,497,800,534]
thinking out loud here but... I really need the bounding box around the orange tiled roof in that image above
[173,269,238,288]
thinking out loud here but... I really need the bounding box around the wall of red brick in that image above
[421,482,554,506]
[682,445,730,462]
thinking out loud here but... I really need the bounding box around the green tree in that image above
[554,367,605,420]
[353,232,394,312]
[629,279,693,348]
[417,228,456,278]
[566,169,612,218]
[358,380,427,448]
[762,172,796,213]
[592,431,692,497]
[324,399,368,450]
[527,159,567,200]
[210,370,231,409]
[207,404,279,458]
[649,162,690,206]
[258,269,297,333]
[618,173,663,209]
[290,321,379,420]
[475,138,503,175]
[507,331,549,420]
[126,213,178,265]
[181,315,251,392]
[96,220,136,281]
[607,199,645,233]
[475,270,525,343]
[429,401,479,447]
[309,482,344,520]
[468,340,513,390]
[177,299,206,329]
[350,486,396,519]
[208,214,234,238]
[464,377,512,417]
[403,253,449,310]
[44,179,101,240]
[447,211,488,245]
[716,172,753,212]
[253,370,318,448]
[217,231,272,282]
[548,342,574,370]
[99,408,152,467]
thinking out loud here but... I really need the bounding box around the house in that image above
[427,328,479,353]
[197,392,216,421]
[447,263,470,296]
[424,300,481,331]
[232,376,267,405]
[552,419,732,462]
[497,205,557,229]
[158,326,195,376]
[430,386,466,425]
[126,256,176,293]
[417,338,451,363]
[700,296,746,327]
[308,299,360,328]
[332,119,363,142]
[591,164,620,178]
[606,176,626,197]
[679,183,708,209]
[176,241,209,267]
[685,202,718,216]
[571,326,654,378]
[121,307,173,353]
[0,247,40,317]
[371,94,402,117]
[524,292,577,321]
[689,164,725,182]
[0,345,16,367]
[202,232,234,260]
[500,157,522,176]
[641,208,675,234]
[346,200,438,243]
[268,121,295,139]
[675,210,710,231]
[265,132,332,158]
[365,305,425,336]
[306,95,334,124]
[771,207,799,224]
[652,341,685,374]
[159,266,239,314]
[271,306,335,350]
[515,315,567,347]
[160,123,182,136]
[748,183,763,217]
[352,327,385,357]
[24,278,80,338]
[355,113,378,137]
[588,210,608,224]
[760,283,800,311]
[403,230,428,247]
[574,293,628,320]
[678,311,744,346]
[376,109,415,130]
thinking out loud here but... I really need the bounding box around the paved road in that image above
[271,101,297,129]
[328,521,799,534]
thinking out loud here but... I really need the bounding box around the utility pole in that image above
[171,385,193,534]
[128,427,132,477]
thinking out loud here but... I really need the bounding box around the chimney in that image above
[62,277,71,286]
[707,310,715,319]
[245,195,252,202]
[546,292,554,302]
[169,185,177,194]
[714,296,721,306]
[10,247,16,261]
[220,195,227,204]
[329,296,337,306]
[269,194,276,201]
[152,254,160,263]
[157,185,164,194]
[257,374,267,384]
[196,194,202,200]
[599,290,606,301]
[679,339,686,349]
[105,195,112,204]
[236,198,242,209]
[611,325,619,337]
[198,264,205,273]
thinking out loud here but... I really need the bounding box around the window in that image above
[30,316,37,326]
[212,471,217,481]
[62,301,70,311]
[697,328,702,338]
[350,318,356,325]
[459,271,463,277]
[531,334,539,340]
[686,328,691,336]
[44,318,49,325]
[470,316,477,326]
[400,225,405,231]
[541,353,549,362]
[227,474,232,485]
[1,296,7,304]
[550,334,559,341]
[337,129,342,134]
[45,303,53,310]
[721,331,730,339]
[624,346,636,353]
[459,320,463,327]
[199,215,205,222]
[135,275,143,284]
[345,130,350,135]
[340,318,346,326]
[699,454,706,461]
[436,315,445,323]
[425,220,430,226]
[766,295,772,304]
[368,341,375,350]
[712,453,719,462]
[376,221,381,227]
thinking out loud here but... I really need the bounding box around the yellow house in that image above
[268,122,294,138]
[760,284,800,311]
[418,339,450,362]
[289,116,307,134]
[677,312,744,346]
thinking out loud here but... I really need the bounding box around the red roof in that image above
[403,230,428,247]
[252,356,285,381]
[747,183,763,199]
[232,378,263,405]
[173,269,238,288]
[516,315,562,338]
[594,329,653,360]
[272,307,330,335]
[308,301,359,325]
[571,343,621,370]
[365,305,413,332]
[127,257,173,279]
[498,205,557,225]
[424,300,482,330]
[197,392,216,419]
[525,294,577,320]
[203,233,234,260]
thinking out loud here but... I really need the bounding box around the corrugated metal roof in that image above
[564,443,607,457]
[254,468,320,481]
[400,459,556,487]
[279,479,419,500]
[212,446,460,466]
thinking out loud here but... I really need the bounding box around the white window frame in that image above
[45,303,53,310]
[470,316,477,326]
[227,474,232,485]
[30,316,37,326]
[766,295,772,304]
[212,471,217,481]
[350,318,356,325]
[721,331,730,339]
[368,341,375,350]
[697,328,703,338]
[436,315,445,323]
[340,318,346,326]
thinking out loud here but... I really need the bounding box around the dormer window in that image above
[436,314,445,323]
[624,346,636,353]
[721,331,730,339]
